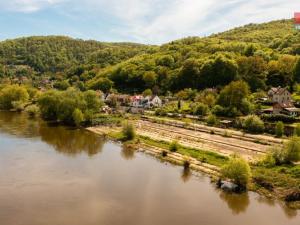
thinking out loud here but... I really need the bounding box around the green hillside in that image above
[89,19,300,93]
[0,36,152,72]
[0,19,299,94]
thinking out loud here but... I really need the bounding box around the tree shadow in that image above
[219,191,250,215]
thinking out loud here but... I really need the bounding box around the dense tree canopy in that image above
[38,88,102,125]
[0,19,299,96]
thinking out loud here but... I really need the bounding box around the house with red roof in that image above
[295,12,300,29]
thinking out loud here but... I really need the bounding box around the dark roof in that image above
[283,108,300,112]
[269,86,289,95]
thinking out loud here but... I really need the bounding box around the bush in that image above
[122,121,136,141]
[283,136,300,163]
[155,108,167,116]
[212,105,225,116]
[275,121,284,137]
[162,150,168,157]
[169,141,179,152]
[261,114,296,123]
[221,155,251,188]
[72,108,84,127]
[12,101,25,111]
[183,156,191,170]
[260,152,276,167]
[53,80,70,90]
[294,124,300,136]
[193,103,209,116]
[262,137,300,165]
[242,115,264,133]
[25,105,40,117]
[206,114,218,126]
[142,89,152,97]
[38,88,102,125]
[0,85,29,110]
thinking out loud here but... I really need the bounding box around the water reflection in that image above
[219,192,250,215]
[0,111,300,225]
[0,111,40,138]
[281,204,298,218]
[39,125,104,156]
[181,168,192,183]
[0,111,104,156]
[121,145,136,160]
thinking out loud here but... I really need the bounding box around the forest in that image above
[0,19,299,96]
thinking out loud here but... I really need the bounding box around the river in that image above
[0,111,299,225]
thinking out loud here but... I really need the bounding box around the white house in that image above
[144,95,162,108]
[130,95,162,108]
[268,87,292,104]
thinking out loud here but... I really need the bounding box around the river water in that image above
[0,111,299,225]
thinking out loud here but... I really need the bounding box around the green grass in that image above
[92,114,124,126]
[252,164,300,191]
[139,136,228,167]
[108,131,125,140]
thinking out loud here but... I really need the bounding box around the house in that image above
[265,87,300,116]
[268,87,292,105]
[131,95,144,108]
[130,95,162,109]
[283,107,300,117]
[273,103,300,117]
[144,95,162,108]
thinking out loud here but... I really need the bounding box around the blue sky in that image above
[0,0,299,44]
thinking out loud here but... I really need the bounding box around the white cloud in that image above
[0,0,299,43]
[0,0,65,12]
[77,0,300,43]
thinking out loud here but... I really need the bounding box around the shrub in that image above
[275,121,284,137]
[25,105,40,117]
[122,121,136,141]
[11,101,25,111]
[155,108,167,116]
[242,115,264,133]
[283,136,300,163]
[38,88,102,125]
[0,85,29,110]
[223,130,232,137]
[221,155,251,187]
[294,124,300,136]
[261,114,296,123]
[206,114,218,126]
[262,137,300,165]
[259,149,277,167]
[212,105,225,116]
[193,103,209,116]
[169,141,179,152]
[142,89,152,97]
[53,80,70,90]
[162,150,168,157]
[183,156,191,170]
[72,108,84,127]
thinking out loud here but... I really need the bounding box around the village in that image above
[98,86,300,131]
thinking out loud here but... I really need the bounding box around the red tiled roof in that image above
[295,12,300,24]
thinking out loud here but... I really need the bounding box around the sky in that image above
[0,0,299,44]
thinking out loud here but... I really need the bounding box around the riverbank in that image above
[87,121,300,210]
